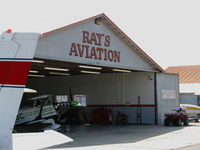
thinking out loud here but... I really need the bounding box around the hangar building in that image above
[26,13,179,125]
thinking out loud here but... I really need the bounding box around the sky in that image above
[0,0,199,69]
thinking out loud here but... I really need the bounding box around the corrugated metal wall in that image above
[27,72,156,124]
[156,73,180,125]
[180,93,198,105]
[28,72,155,105]
[27,72,180,125]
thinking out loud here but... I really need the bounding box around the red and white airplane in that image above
[0,30,40,150]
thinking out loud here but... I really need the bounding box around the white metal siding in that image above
[156,73,180,125]
[35,20,155,71]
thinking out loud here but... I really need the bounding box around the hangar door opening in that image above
[15,58,157,128]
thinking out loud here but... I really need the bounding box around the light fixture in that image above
[49,72,70,76]
[44,67,69,72]
[95,17,102,25]
[81,70,101,74]
[28,74,45,78]
[29,70,39,73]
[32,60,44,63]
[78,65,102,70]
[112,69,132,73]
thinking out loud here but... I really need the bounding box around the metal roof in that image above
[41,13,164,72]
[166,65,200,83]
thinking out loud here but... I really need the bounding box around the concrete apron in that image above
[13,123,200,150]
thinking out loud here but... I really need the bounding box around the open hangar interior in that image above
[23,14,179,126]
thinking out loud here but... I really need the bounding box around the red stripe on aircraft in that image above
[0,61,32,85]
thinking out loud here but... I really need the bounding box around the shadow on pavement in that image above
[40,124,186,150]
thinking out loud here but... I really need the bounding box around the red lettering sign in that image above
[69,31,120,63]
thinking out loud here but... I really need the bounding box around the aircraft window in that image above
[35,100,42,107]
[20,101,35,108]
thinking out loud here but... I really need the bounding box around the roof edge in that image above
[42,13,105,38]
[41,13,164,72]
[102,14,164,72]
